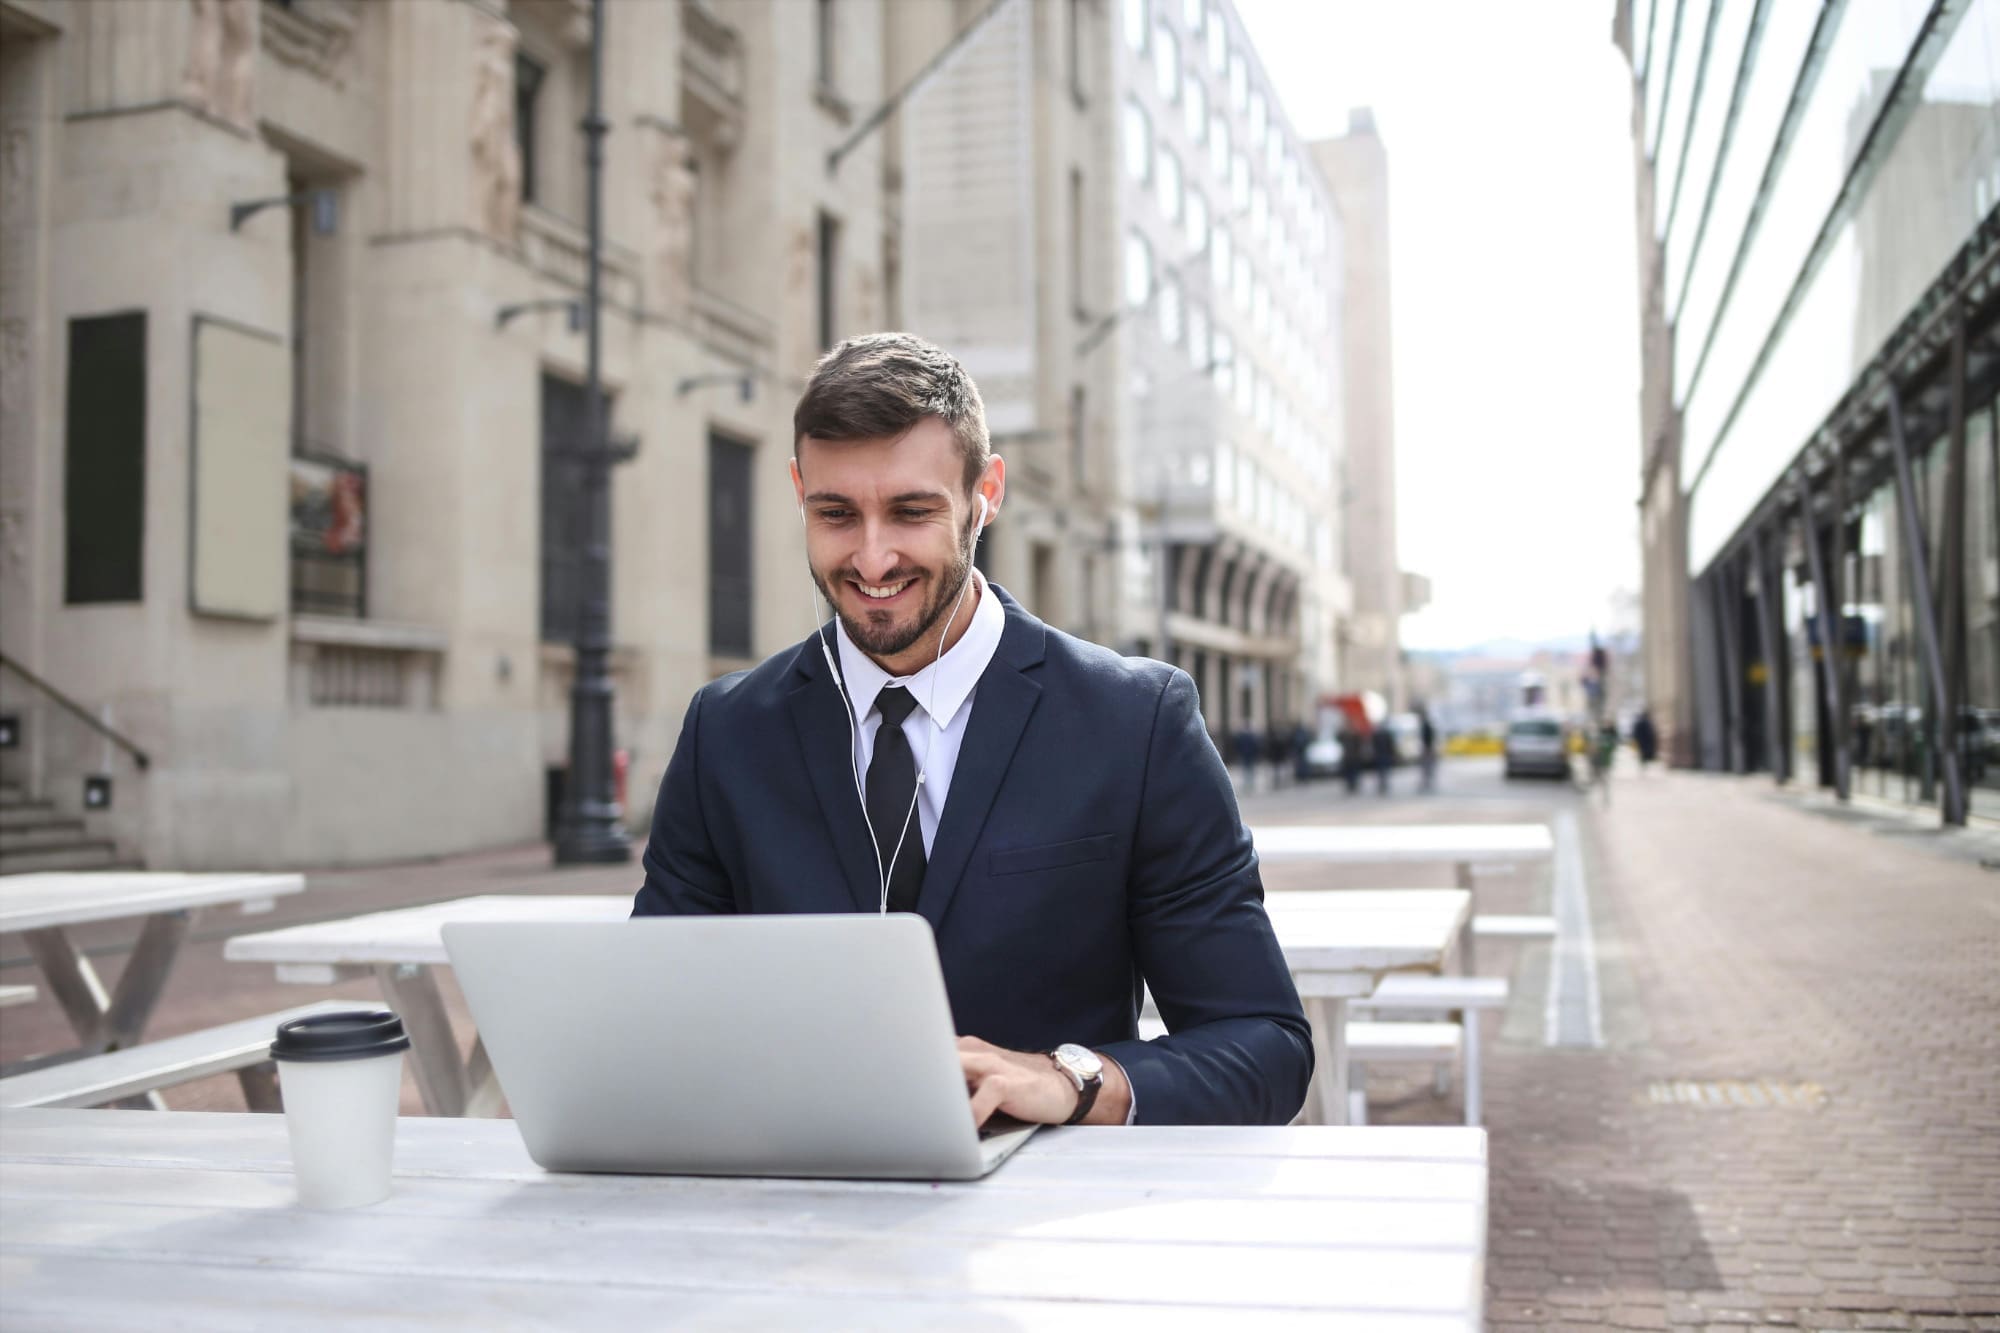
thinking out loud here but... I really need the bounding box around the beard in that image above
[813,522,977,661]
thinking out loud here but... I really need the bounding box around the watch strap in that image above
[1051,1050,1103,1125]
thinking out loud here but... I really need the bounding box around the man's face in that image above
[792,417,1002,671]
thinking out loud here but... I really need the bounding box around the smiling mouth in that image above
[853,578,916,601]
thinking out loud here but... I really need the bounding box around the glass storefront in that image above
[1833,389,2000,819]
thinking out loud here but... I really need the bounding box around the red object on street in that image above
[613,748,629,811]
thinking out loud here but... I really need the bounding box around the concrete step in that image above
[0,801,59,830]
[0,802,83,834]
[0,825,99,854]
[0,841,130,874]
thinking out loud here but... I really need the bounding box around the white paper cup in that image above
[271,1010,410,1210]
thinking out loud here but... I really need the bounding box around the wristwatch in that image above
[1048,1043,1104,1125]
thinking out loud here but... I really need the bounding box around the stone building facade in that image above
[0,0,897,868]
[0,0,1367,869]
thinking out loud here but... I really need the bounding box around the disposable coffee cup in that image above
[270,1009,410,1209]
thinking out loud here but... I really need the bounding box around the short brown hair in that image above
[793,332,991,493]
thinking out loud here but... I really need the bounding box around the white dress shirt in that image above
[834,567,1005,857]
[834,571,1137,1123]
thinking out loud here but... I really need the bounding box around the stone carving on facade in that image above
[648,126,697,317]
[261,0,359,87]
[183,0,257,129]
[470,19,523,244]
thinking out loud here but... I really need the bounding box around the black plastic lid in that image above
[270,1010,411,1063]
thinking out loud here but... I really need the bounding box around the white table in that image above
[1262,889,1470,1125]
[0,873,303,1079]
[228,891,1463,1127]
[0,1108,1488,1330]
[1250,823,1552,969]
[225,894,631,1117]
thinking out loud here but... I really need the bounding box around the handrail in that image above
[0,649,151,771]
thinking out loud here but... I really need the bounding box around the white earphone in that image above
[797,484,989,912]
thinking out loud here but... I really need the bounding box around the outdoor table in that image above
[0,873,303,1079]
[224,894,631,1117]
[1263,888,1470,1125]
[228,890,1464,1126]
[1250,823,1553,969]
[0,1107,1488,1330]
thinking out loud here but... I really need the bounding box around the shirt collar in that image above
[834,568,1005,730]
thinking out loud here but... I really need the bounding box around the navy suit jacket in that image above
[633,585,1313,1125]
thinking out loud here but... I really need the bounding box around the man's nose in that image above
[851,523,903,581]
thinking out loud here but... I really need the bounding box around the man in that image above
[635,332,1312,1127]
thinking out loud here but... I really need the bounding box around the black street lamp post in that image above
[555,0,631,864]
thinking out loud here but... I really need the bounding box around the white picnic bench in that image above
[1249,823,1557,969]
[227,890,1470,1126]
[0,1108,1489,1330]
[0,873,306,1108]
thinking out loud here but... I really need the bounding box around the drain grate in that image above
[1643,1078,1829,1110]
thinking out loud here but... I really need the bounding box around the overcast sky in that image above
[1234,0,1644,651]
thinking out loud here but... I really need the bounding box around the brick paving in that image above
[3,760,1997,1328]
[1252,762,2000,1331]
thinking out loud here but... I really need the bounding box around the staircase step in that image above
[0,800,58,826]
[0,842,129,875]
[0,826,99,854]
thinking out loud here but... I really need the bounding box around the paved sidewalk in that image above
[1302,765,1999,1331]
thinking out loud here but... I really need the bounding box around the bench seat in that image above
[0,1001,379,1110]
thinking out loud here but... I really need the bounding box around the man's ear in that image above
[790,457,806,513]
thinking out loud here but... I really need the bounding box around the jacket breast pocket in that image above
[988,833,1119,877]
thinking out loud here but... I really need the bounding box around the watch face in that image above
[1055,1043,1103,1079]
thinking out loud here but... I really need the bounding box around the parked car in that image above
[1503,713,1571,779]
[1296,733,1346,780]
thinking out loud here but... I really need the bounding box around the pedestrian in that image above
[1372,724,1395,796]
[1416,705,1438,794]
[1234,726,1262,792]
[635,332,1311,1126]
[1633,708,1658,773]
[1339,723,1363,794]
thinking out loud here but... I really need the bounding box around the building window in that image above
[708,432,754,657]
[816,0,837,91]
[1209,112,1229,177]
[1248,90,1266,148]
[817,211,840,351]
[65,312,147,605]
[1123,99,1152,182]
[1231,151,1250,211]
[1157,146,1182,223]
[515,53,545,205]
[1069,168,1088,319]
[1123,0,1148,54]
[1124,230,1154,307]
[1154,25,1180,104]
[1186,186,1208,251]
[540,374,607,643]
[1185,74,1206,142]
[1213,329,1234,392]
[1158,273,1183,346]
[1186,298,1209,371]
[1183,0,1204,31]
[1228,49,1247,110]
[1211,224,1231,293]
[1207,13,1227,72]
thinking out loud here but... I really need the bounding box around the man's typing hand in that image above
[958,1036,1132,1127]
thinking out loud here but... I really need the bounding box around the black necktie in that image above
[866,686,927,914]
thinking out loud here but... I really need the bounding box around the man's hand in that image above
[958,1036,1133,1127]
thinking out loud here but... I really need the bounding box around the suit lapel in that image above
[918,590,1045,933]
[785,643,882,914]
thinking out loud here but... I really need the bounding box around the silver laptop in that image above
[441,914,1038,1180]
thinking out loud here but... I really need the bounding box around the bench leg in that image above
[23,911,193,1053]
[1454,862,1477,974]
[238,1062,283,1113]
[1348,1065,1368,1126]
[462,1036,505,1119]
[1463,1010,1483,1127]
[1305,997,1351,1126]
[374,964,468,1117]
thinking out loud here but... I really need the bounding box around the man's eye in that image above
[897,508,934,521]
[817,509,852,521]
